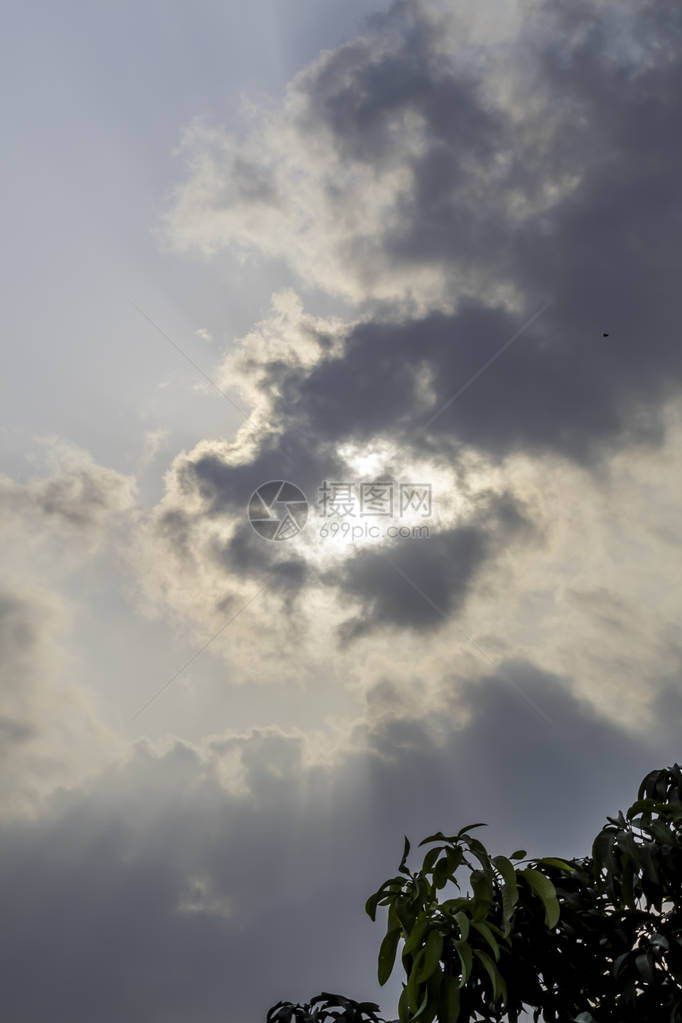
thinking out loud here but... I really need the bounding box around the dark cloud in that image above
[360,658,678,856]
[295,9,500,173]
[178,0,682,462]
[336,527,487,638]
[213,522,312,613]
[335,492,528,639]
[177,434,345,520]
[261,0,682,460]
[158,424,536,638]
[157,0,682,638]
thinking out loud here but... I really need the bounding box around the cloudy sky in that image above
[1,0,681,1019]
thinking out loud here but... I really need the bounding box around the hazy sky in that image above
[1,1,681,1020]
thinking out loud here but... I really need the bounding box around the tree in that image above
[266,764,682,1022]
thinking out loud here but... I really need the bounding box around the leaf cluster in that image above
[265,765,682,1022]
[266,993,387,1023]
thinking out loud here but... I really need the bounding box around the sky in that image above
[1,0,681,1020]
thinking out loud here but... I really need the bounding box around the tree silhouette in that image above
[265,764,682,1022]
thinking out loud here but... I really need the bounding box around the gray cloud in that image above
[0,661,674,1023]
[168,0,682,461]
[335,492,528,639]
[0,441,136,534]
[0,593,43,759]
[0,585,115,814]
[153,0,682,651]
[144,428,536,646]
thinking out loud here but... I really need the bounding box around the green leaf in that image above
[638,768,663,801]
[421,846,444,875]
[398,835,411,875]
[393,895,416,934]
[522,868,560,929]
[413,969,442,1023]
[365,876,407,920]
[454,911,470,942]
[635,951,655,983]
[648,819,677,845]
[470,870,494,920]
[433,856,451,890]
[455,940,473,984]
[492,854,517,888]
[415,875,432,907]
[418,831,450,847]
[467,840,494,878]
[397,984,410,1023]
[441,896,467,913]
[410,986,429,1022]
[365,893,382,922]
[456,823,487,838]
[616,831,639,865]
[493,855,519,931]
[407,948,426,1012]
[403,911,430,956]
[535,857,576,873]
[418,929,444,983]
[387,899,402,933]
[473,948,506,1003]
[439,975,460,1023]
[626,797,662,821]
[592,831,619,877]
[472,920,501,962]
[509,849,527,860]
[378,926,402,986]
[620,857,635,910]
[445,846,464,878]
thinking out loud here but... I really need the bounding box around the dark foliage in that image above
[266,765,682,1022]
